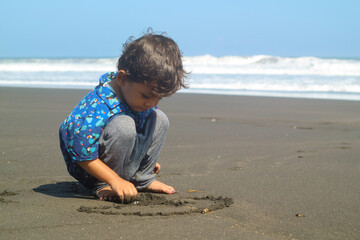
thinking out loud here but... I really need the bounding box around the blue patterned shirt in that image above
[59,72,155,163]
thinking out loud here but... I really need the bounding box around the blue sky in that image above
[0,0,359,58]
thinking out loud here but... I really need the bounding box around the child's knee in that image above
[155,109,169,131]
[104,115,137,141]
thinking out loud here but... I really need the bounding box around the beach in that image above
[0,87,359,239]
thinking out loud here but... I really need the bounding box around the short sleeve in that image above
[62,115,105,162]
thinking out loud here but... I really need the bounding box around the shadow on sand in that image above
[33,181,93,199]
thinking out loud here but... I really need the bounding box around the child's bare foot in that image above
[95,186,118,201]
[146,180,176,194]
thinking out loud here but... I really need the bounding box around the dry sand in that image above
[0,87,359,239]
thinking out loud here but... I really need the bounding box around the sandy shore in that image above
[0,87,359,239]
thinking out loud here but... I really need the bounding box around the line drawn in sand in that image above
[77,192,233,217]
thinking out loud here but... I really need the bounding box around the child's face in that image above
[118,78,162,112]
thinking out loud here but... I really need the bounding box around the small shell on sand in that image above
[201,208,210,214]
[188,190,204,193]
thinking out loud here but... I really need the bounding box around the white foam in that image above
[0,80,96,88]
[0,58,117,72]
[179,88,360,101]
[1,56,360,76]
[188,74,360,93]
[190,82,360,93]
[184,55,360,76]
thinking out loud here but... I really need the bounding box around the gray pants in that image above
[66,109,169,195]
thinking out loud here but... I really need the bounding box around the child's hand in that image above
[111,179,138,203]
[153,163,161,174]
[77,159,138,203]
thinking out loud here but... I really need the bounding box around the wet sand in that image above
[0,87,359,239]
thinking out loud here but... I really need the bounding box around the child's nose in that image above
[145,98,159,108]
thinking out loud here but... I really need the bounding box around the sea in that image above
[1,55,360,101]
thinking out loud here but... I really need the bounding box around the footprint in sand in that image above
[0,190,19,203]
[336,142,352,150]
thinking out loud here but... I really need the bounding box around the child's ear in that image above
[116,70,127,86]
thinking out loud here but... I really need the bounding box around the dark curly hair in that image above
[117,31,189,97]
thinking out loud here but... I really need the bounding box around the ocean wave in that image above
[183,55,360,76]
[0,58,117,72]
[1,56,360,101]
[188,74,360,93]
[2,75,359,93]
[1,56,360,77]
[0,79,96,88]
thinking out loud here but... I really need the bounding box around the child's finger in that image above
[153,163,161,174]
[124,195,133,203]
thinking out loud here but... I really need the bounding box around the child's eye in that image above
[142,94,151,99]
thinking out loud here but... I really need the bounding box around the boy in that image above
[59,32,188,203]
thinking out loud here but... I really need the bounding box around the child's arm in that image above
[78,159,138,202]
